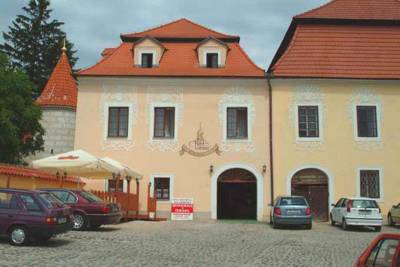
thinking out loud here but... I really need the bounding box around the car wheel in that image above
[306,223,312,230]
[330,214,335,226]
[342,219,348,231]
[388,214,395,226]
[269,215,273,225]
[272,221,279,229]
[9,226,29,246]
[374,226,382,232]
[73,213,87,231]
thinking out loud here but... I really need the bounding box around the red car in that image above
[355,233,400,267]
[41,189,122,230]
[0,188,72,245]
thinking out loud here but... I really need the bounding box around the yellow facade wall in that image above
[0,174,82,190]
[271,78,400,214]
[75,77,270,221]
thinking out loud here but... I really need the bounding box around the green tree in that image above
[0,0,77,97]
[0,52,44,164]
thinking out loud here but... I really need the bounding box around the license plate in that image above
[58,217,67,224]
[359,210,371,215]
[287,210,301,215]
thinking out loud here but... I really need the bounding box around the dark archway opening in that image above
[217,168,257,220]
[291,168,329,222]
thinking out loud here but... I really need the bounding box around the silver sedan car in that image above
[270,196,312,229]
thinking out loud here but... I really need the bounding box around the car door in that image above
[393,203,400,223]
[332,198,344,222]
[365,238,400,267]
[0,192,21,234]
[336,198,347,222]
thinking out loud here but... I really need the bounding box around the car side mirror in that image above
[393,205,397,209]
[331,203,336,207]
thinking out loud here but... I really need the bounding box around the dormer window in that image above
[141,53,153,68]
[206,53,218,68]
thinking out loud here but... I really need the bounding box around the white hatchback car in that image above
[330,197,383,232]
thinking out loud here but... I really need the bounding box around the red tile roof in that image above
[0,163,83,184]
[36,51,78,108]
[78,42,264,77]
[296,0,400,21]
[271,24,400,79]
[78,19,264,77]
[121,18,239,40]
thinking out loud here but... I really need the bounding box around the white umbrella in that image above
[101,157,142,179]
[32,149,118,179]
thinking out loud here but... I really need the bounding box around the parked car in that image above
[40,189,122,230]
[270,196,312,229]
[388,203,400,226]
[330,197,383,232]
[0,188,72,245]
[354,233,400,267]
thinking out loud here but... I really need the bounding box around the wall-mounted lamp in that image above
[209,165,214,174]
[262,164,267,174]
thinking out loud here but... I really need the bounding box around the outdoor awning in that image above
[101,157,142,179]
[32,149,141,179]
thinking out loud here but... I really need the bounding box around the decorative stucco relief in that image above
[100,85,138,151]
[289,85,326,151]
[146,87,184,152]
[218,88,255,152]
[347,88,383,151]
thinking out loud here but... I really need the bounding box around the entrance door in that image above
[291,169,329,222]
[217,168,257,220]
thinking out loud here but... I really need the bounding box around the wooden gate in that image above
[291,169,329,222]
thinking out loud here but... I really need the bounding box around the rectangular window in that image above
[154,107,175,138]
[154,177,170,200]
[107,180,124,192]
[298,106,319,138]
[357,106,377,137]
[20,194,42,212]
[0,192,19,209]
[360,170,380,199]
[227,107,248,139]
[206,53,218,68]
[141,53,153,68]
[108,107,129,138]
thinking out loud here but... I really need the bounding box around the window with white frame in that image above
[359,169,381,199]
[227,107,248,139]
[141,53,154,68]
[153,107,175,138]
[356,105,378,138]
[154,177,170,200]
[108,107,129,137]
[298,105,319,138]
[206,53,218,68]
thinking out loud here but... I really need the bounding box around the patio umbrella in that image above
[32,149,119,179]
[101,157,142,179]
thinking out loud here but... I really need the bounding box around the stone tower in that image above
[35,46,77,158]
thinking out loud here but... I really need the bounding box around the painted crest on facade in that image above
[179,124,221,157]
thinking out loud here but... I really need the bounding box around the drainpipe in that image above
[267,74,274,205]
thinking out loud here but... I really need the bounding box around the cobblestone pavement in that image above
[1,221,399,267]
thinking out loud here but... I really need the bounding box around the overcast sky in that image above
[0,0,328,70]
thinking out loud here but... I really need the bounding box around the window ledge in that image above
[354,137,381,142]
[297,137,322,142]
[225,138,250,143]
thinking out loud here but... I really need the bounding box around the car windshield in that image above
[79,191,104,203]
[280,197,307,206]
[352,199,378,209]
[39,193,64,209]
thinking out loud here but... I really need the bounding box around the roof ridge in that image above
[121,18,238,39]
[295,0,339,18]
[234,43,265,73]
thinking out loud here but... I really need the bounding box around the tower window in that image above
[206,53,218,68]
[141,53,153,68]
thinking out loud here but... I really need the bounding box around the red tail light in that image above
[46,217,57,225]
[346,200,353,212]
[306,207,311,216]
[274,207,281,215]
[102,206,110,214]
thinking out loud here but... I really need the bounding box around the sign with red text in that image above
[171,198,193,221]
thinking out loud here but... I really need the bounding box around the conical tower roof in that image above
[37,49,77,109]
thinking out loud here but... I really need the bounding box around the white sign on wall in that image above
[171,198,193,221]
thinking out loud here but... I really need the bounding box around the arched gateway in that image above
[291,168,329,221]
[217,168,257,219]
